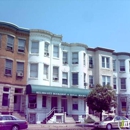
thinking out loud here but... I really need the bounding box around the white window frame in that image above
[72,73,78,85]
[89,75,94,87]
[30,63,38,78]
[2,87,10,106]
[62,72,68,85]
[102,56,110,68]
[83,53,86,65]
[43,64,49,79]
[119,60,125,72]
[53,66,59,81]
[113,60,116,71]
[72,52,78,64]
[102,76,111,86]
[89,56,93,68]
[44,42,49,56]
[120,78,126,90]
[53,45,59,58]
[113,78,116,89]
[5,59,13,76]
[17,62,24,73]
[7,35,14,51]
[63,51,68,64]
[31,41,39,54]
[18,39,25,53]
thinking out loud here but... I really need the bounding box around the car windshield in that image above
[104,116,114,121]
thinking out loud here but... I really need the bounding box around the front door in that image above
[14,95,21,111]
[61,98,67,113]
[51,97,57,109]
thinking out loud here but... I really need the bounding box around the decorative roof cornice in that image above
[62,42,88,49]
[113,52,130,56]
[0,21,29,34]
[30,29,62,40]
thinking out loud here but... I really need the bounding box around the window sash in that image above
[2,93,9,106]
[30,64,38,78]
[72,73,78,85]
[113,60,116,71]
[89,76,93,84]
[44,43,49,52]
[89,56,93,64]
[53,67,58,78]
[121,78,126,89]
[7,36,14,47]
[72,98,78,110]
[72,53,78,63]
[83,53,86,65]
[31,42,39,53]
[18,39,25,52]
[5,59,13,75]
[17,62,24,72]
[63,52,67,62]
[53,46,59,57]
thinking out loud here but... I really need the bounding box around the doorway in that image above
[14,95,21,111]
[51,97,58,109]
[61,98,67,114]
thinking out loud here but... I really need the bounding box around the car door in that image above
[112,116,121,128]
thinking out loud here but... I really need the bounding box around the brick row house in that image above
[0,22,29,114]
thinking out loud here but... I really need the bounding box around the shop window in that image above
[42,96,46,107]
[72,97,78,110]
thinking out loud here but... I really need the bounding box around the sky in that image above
[0,0,130,52]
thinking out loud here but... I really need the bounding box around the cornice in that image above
[113,52,130,56]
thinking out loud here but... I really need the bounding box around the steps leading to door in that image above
[12,111,26,120]
[65,116,76,124]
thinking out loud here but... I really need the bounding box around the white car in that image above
[94,115,130,130]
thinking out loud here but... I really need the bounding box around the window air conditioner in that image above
[16,71,23,77]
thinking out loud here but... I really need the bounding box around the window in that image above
[17,62,24,73]
[18,39,25,53]
[72,52,78,64]
[121,98,126,111]
[42,96,46,107]
[0,34,2,47]
[43,64,49,79]
[89,75,94,87]
[53,45,59,58]
[72,73,78,85]
[30,63,38,78]
[63,52,68,64]
[84,73,86,83]
[72,97,78,110]
[120,78,126,90]
[113,60,116,71]
[102,76,110,86]
[28,95,37,108]
[113,78,116,89]
[83,53,86,65]
[89,56,93,68]
[102,56,110,68]
[53,67,59,81]
[5,59,13,76]
[31,41,39,54]
[2,87,10,106]
[7,35,14,51]
[44,42,49,56]
[120,60,125,72]
[62,72,68,85]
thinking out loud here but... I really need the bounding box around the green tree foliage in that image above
[86,84,117,121]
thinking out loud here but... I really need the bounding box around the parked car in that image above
[94,115,130,130]
[0,115,28,130]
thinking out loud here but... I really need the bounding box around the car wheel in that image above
[106,124,112,130]
[11,125,19,130]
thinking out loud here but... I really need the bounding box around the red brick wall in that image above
[0,26,29,86]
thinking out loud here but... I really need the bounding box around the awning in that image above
[26,84,91,97]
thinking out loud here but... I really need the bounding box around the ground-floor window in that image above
[72,97,78,110]
[2,87,10,106]
[42,96,46,107]
[28,95,37,108]
[121,101,126,111]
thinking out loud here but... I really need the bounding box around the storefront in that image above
[25,84,91,124]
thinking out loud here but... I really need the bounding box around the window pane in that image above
[18,39,25,52]
[106,58,110,68]
[5,59,13,75]
[63,52,67,63]
[72,52,78,63]
[30,64,38,78]
[53,46,59,57]
[62,72,68,85]
[72,73,78,85]
[102,57,105,67]
[31,42,39,53]
[2,94,9,106]
[7,36,14,50]
[53,67,59,78]
[42,96,46,107]
[44,43,49,52]
[17,62,24,72]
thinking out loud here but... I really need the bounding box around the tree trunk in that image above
[100,112,102,121]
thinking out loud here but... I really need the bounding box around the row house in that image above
[0,22,29,114]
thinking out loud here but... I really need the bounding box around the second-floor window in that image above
[120,78,126,90]
[7,35,14,51]
[63,52,68,64]
[62,72,68,85]
[30,63,38,78]
[44,42,49,56]
[43,64,49,79]
[89,75,94,87]
[102,56,110,68]
[53,45,59,58]
[72,73,78,85]
[72,52,78,64]
[17,62,24,74]
[113,60,116,71]
[89,56,93,68]
[5,59,13,76]
[18,39,25,53]
[31,41,39,54]
[113,78,116,89]
[102,76,110,86]
[53,67,59,81]
[120,60,125,72]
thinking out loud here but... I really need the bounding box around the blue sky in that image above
[0,0,130,52]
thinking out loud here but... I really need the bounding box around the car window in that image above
[104,116,114,121]
[115,116,121,120]
[121,116,128,120]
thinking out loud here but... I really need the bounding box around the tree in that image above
[86,84,117,121]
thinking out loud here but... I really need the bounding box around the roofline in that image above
[113,52,130,56]
[0,21,30,33]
